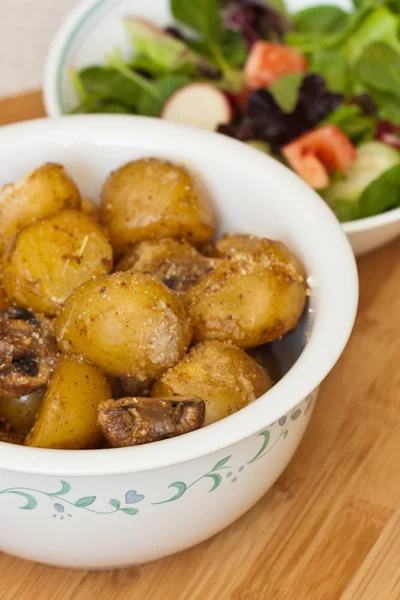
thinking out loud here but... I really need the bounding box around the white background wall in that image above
[0,0,78,97]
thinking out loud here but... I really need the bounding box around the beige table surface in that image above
[0,0,77,97]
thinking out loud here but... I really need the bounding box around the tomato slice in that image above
[244,42,307,89]
[282,125,357,189]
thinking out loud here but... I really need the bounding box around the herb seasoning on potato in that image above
[55,271,193,379]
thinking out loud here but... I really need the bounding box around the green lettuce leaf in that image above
[308,50,349,92]
[268,73,303,113]
[137,75,192,116]
[72,66,140,109]
[170,0,222,41]
[293,5,349,34]
[356,42,400,97]
[342,7,400,64]
[323,104,376,143]
[357,163,400,218]
[125,19,200,75]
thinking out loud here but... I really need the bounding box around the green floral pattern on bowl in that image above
[0,392,315,519]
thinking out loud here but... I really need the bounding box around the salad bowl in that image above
[0,115,357,569]
[43,0,400,256]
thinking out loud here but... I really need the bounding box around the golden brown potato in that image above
[56,272,193,379]
[116,238,219,294]
[117,238,199,271]
[25,355,111,449]
[152,340,272,426]
[214,234,306,277]
[81,197,100,220]
[2,209,113,315]
[0,285,9,310]
[0,388,44,432]
[0,163,81,255]
[214,233,262,257]
[185,242,307,348]
[100,158,215,253]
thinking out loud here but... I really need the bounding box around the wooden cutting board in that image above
[1,91,400,600]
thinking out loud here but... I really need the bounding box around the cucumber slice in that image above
[323,141,400,206]
[245,140,271,155]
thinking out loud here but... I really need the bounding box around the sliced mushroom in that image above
[98,396,205,447]
[0,306,58,399]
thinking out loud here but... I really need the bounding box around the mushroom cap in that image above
[0,306,58,399]
[98,396,205,447]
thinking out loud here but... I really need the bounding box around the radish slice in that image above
[161,83,232,131]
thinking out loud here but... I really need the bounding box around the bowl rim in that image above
[43,0,400,237]
[342,206,400,234]
[43,0,147,118]
[0,115,358,477]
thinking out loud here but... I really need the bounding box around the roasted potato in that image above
[100,158,215,253]
[214,234,306,276]
[152,340,273,426]
[117,238,200,271]
[25,355,111,449]
[0,163,81,255]
[0,389,44,432]
[2,209,113,315]
[81,197,100,220]
[214,233,262,257]
[0,285,9,310]
[116,238,219,294]
[56,272,193,379]
[185,241,307,348]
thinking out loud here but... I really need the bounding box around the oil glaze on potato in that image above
[100,158,215,253]
[56,272,192,379]
[185,242,306,348]
[0,163,81,255]
[152,340,272,426]
[116,238,218,294]
[25,355,111,449]
[2,209,113,315]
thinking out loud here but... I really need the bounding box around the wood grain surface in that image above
[1,91,400,600]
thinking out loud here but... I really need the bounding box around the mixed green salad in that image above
[71,0,400,222]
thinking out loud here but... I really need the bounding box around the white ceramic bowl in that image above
[42,0,400,257]
[0,116,357,569]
